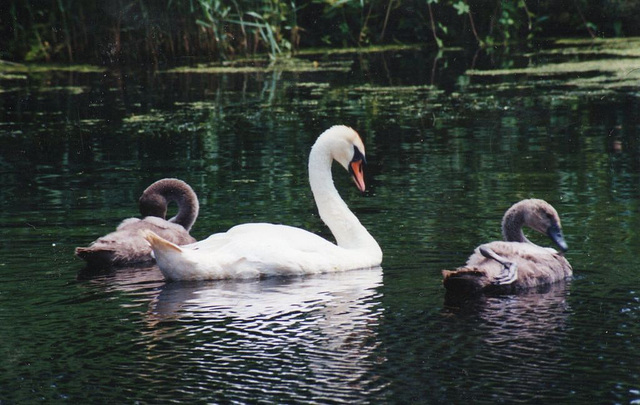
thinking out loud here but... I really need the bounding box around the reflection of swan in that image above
[143,267,384,400]
[149,268,384,321]
[442,199,572,295]
[144,126,382,281]
[76,178,199,268]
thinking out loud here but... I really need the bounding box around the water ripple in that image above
[111,268,387,402]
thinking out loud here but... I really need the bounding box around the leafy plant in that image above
[1,0,639,64]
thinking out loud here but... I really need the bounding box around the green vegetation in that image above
[2,0,640,65]
[466,37,640,90]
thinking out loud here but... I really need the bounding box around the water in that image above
[1,41,640,403]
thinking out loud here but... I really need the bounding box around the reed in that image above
[0,0,638,65]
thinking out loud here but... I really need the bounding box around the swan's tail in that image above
[141,230,187,278]
[143,230,206,281]
[142,230,182,253]
[142,229,191,281]
[442,268,488,296]
[75,246,117,268]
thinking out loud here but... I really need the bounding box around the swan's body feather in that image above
[149,223,378,281]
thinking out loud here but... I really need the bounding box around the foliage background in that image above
[1,0,640,64]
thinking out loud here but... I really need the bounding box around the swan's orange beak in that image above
[349,159,366,192]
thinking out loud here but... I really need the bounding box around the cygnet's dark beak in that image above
[547,223,569,252]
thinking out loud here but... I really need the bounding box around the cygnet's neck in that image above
[308,139,379,253]
[501,206,531,244]
[166,192,199,231]
[143,179,199,231]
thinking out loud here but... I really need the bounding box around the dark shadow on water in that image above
[371,280,575,403]
[443,279,573,311]
[439,281,574,403]
[76,263,165,291]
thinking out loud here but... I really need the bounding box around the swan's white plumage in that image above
[145,125,382,281]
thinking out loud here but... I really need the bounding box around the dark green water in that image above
[1,42,639,403]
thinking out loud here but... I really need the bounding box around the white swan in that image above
[143,125,382,281]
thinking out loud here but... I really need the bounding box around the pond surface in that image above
[1,39,640,403]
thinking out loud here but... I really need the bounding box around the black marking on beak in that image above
[349,146,366,192]
[547,223,569,252]
[351,146,366,165]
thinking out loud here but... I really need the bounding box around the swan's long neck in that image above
[501,206,531,244]
[308,140,379,252]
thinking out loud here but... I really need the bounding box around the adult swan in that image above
[144,125,383,281]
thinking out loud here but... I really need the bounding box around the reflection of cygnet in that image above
[75,178,199,268]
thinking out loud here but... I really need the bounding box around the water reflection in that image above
[2,42,640,403]
[374,281,574,403]
[77,264,165,289]
[440,283,574,403]
[84,266,385,402]
[444,281,572,348]
[149,268,384,401]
